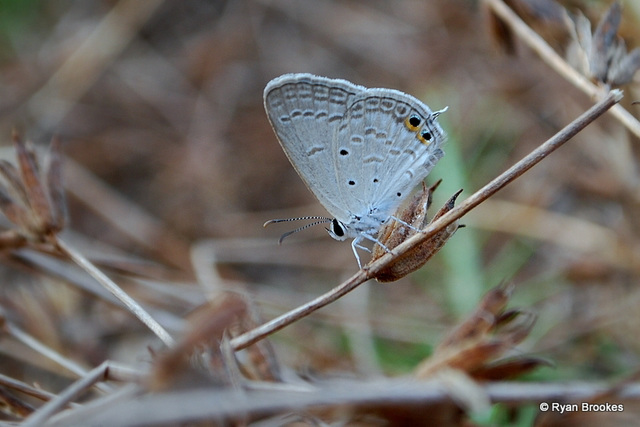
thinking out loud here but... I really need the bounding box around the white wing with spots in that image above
[264,73,446,243]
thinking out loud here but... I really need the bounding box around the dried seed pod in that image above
[566,1,640,86]
[0,133,66,244]
[371,182,462,282]
[414,284,540,380]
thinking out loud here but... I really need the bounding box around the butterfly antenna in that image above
[263,216,333,244]
[433,106,449,118]
[263,216,332,227]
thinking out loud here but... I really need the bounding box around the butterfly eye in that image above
[405,114,422,131]
[331,218,345,237]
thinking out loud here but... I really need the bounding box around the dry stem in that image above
[22,361,141,426]
[484,0,640,138]
[230,90,622,352]
[54,237,176,347]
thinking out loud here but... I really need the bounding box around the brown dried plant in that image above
[0,132,174,348]
[0,132,65,249]
[5,1,640,424]
[415,285,546,380]
[148,292,281,392]
[567,1,640,87]
[371,180,462,282]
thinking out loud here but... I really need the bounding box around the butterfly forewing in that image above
[264,74,366,220]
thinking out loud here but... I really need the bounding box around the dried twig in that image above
[0,135,175,348]
[4,321,113,394]
[484,0,640,138]
[230,89,622,352]
[41,378,640,425]
[53,237,176,347]
[22,361,142,427]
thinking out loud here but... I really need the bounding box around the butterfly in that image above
[264,73,447,267]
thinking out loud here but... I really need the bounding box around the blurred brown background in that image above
[1,0,640,414]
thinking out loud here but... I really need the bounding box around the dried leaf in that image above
[437,285,513,349]
[415,285,538,380]
[147,292,281,391]
[0,133,69,241]
[148,292,248,391]
[566,10,593,77]
[589,1,622,82]
[610,47,640,86]
[0,186,30,231]
[12,133,53,234]
[566,1,640,85]
[416,339,508,378]
[0,160,29,208]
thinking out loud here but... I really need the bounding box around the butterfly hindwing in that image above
[332,89,445,227]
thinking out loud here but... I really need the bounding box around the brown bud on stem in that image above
[371,181,462,282]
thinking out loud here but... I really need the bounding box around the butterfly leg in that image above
[354,243,372,253]
[350,238,364,268]
[360,233,391,254]
[390,215,422,233]
[352,234,395,268]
